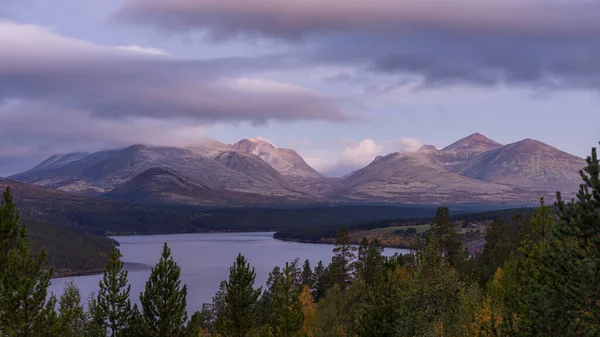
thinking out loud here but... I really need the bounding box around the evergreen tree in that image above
[429,207,463,267]
[531,197,555,241]
[355,267,406,336]
[311,260,330,301]
[85,293,107,337]
[355,238,384,286]
[301,259,314,289]
[520,145,600,335]
[0,224,55,336]
[0,187,20,272]
[268,262,304,336]
[217,253,261,337]
[140,243,188,337]
[96,246,134,337]
[330,228,357,291]
[0,189,55,337]
[57,280,87,337]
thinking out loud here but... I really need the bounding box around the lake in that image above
[49,232,410,314]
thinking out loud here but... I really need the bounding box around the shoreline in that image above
[273,236,413,250]
[53,268,105,279]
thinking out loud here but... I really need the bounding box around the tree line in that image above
[1,144,599,336]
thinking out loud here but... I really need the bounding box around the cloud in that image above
[115,0,600,39]
[313,137,422,176]
[0,20,349,124]
[339,139,381,167]
[116,44,169,55]
[114,0,600,91]
[0,20,351,175]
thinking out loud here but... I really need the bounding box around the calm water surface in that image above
[49,232,409,313]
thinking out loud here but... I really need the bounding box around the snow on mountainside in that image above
[9,144,316,202]
[231,138,324,179]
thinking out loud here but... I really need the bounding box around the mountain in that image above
[10,144,315,203]
[9,134,587,206]
[326,134,585,204]
[326,150,533,204]
[459,138,585,193]
[437,133,503,173]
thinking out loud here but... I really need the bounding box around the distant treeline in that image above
[274,206,536,242]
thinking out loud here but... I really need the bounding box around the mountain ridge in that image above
[8,134,586,205]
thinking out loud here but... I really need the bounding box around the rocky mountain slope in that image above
[8,134,586,205]
[326,134,585,204]
[10,144,316,204]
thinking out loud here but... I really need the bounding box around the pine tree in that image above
[429,207,463,267]
[140,243,188,337]
[531,197,555,242]
[520,144,600,335]
[0,187,20,272]
[0,225,55,336]
[301,259,314,289]
[217,253,261,337]
[96,246,134,337]
[355,238,384,286]
[330,228,357,291]
[311,260,330,301]
[57,280,87,337]
[268,262,304,336]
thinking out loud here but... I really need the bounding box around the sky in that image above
[1,0,599,177]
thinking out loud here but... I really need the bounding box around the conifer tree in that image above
[0,225,55,336]
[311,260,330,301]
[217,253,261,337]
[96,246,134,337]
[57,280,87,337]
[140,243,188,337]
[330,228,357,291]
[429,207,462,267]
[301,259,315,289]
[531,197,555,241]
[0,187,20,271]
[268,262,304,336]
[355,238,384,286]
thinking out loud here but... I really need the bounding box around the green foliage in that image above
[96,246,134,337]
[140,243,188,337]
[0,187,20,271]
[355,238,384,287]
[217,253,261,337]
[268,262,304,336]
[330,228,357,291]
[0,187,56,336]
[311,260,330,302]
[57,281,87,337]
[301,259,315,289]
[429,206,463,267]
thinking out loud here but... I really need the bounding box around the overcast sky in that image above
[1,0,599,177]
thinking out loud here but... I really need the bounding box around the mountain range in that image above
[7,134,586,206]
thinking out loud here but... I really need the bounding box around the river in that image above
[49,232,409,314]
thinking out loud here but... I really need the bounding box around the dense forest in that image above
[1,145,598,336]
